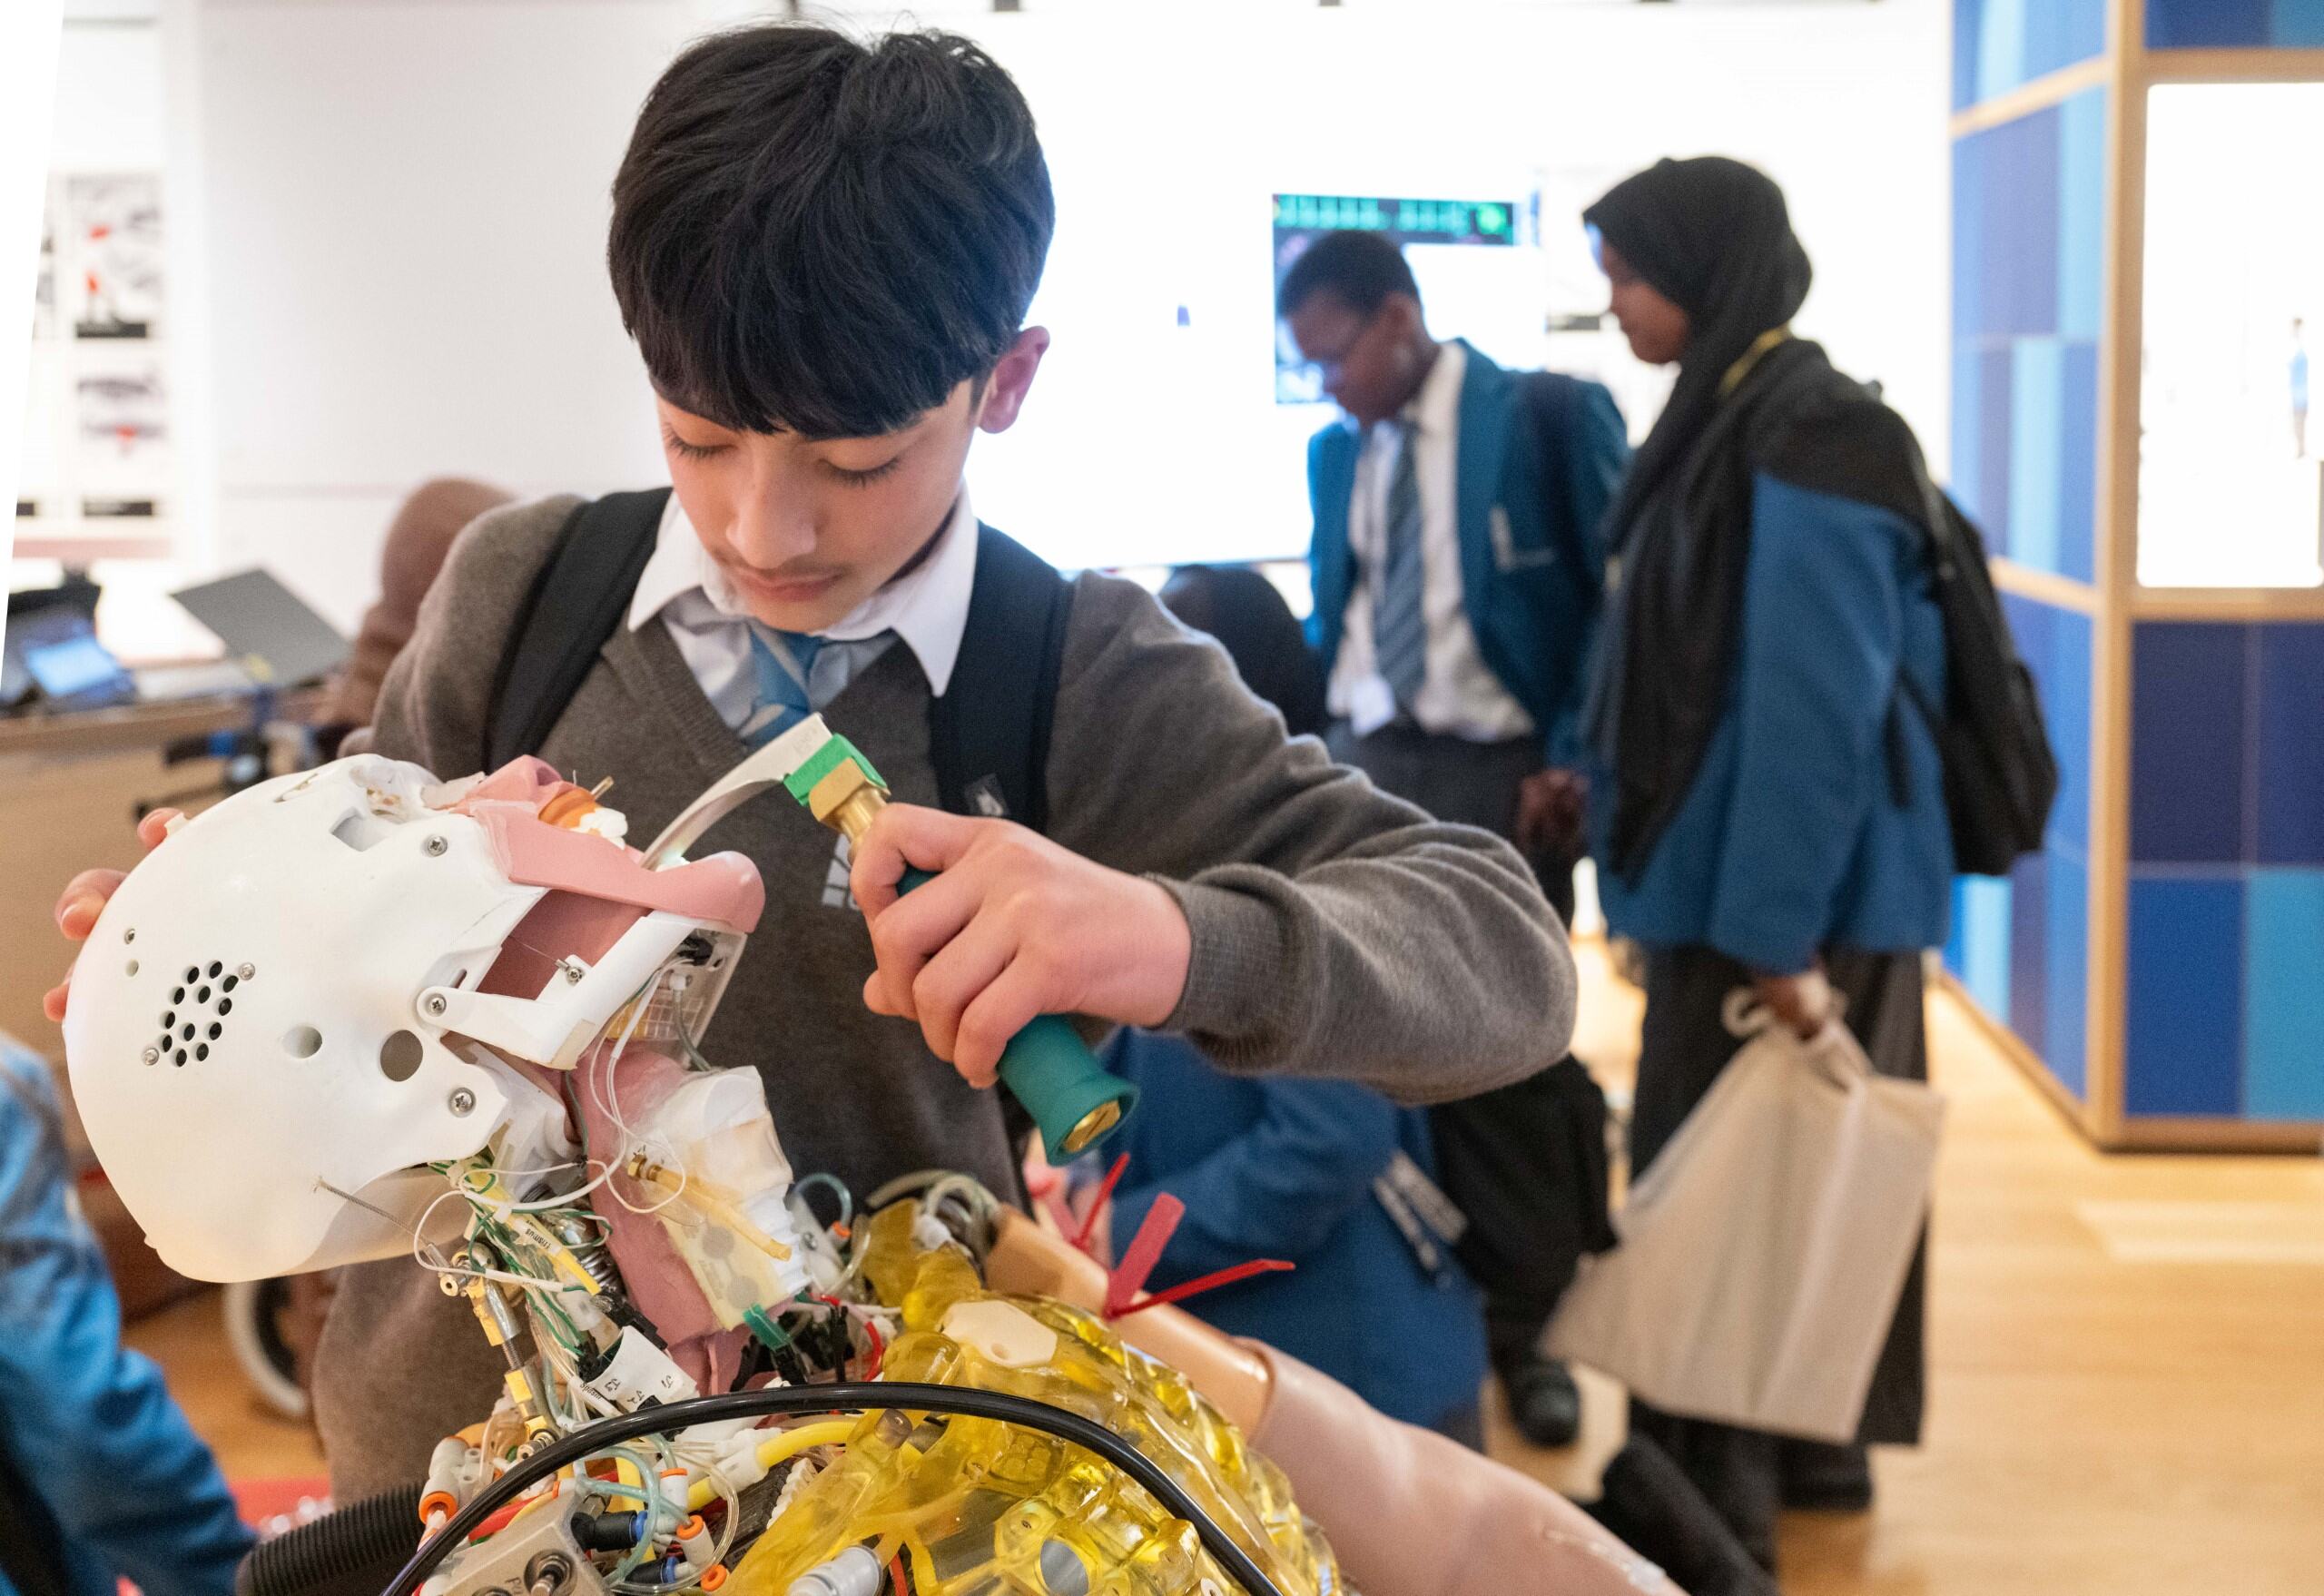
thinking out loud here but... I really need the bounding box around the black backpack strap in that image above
[1872,438,1954,812]
[1521,369,1574,498]
[485,488,672,768]
[929,525,1074,834]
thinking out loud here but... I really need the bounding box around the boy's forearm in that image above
[1052,576,1574,1105]
[1155,837,1572,1103]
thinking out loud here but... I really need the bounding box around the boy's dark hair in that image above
[610,24,1054,440]
[1158,565,1328,740]
[1275,230,1420,320]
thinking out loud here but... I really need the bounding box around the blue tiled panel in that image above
[2057,92,2107,343]
[1951,346,2015,553]
[1969,842,2087,1102]
[2008,849,2050,1059]
[1952,91,2105,582]
[1956,0,2108,111]
[2245,870,2324,1119]
[2148,0,2324,47]
[1948,874,2014,1024]
[2131,622,2249,866]
[1954,112,2063,342]
[2055,341,2100,585]
[2286,0,2324,42]
[2003,595,2093,855]
[2043,849,2091,1098]
[2008,341,2065,575]
[2124,873,2245,1117]
[2254,622,2324,867]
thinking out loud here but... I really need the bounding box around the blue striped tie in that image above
[1372,422,1427,714]
[741,628,824,747]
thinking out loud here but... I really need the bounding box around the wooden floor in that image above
[132,943,2324,1593]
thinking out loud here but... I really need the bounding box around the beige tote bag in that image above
[1545,992,1945,1443]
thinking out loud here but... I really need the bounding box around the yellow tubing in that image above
[629,1158,793,1262]
[685,1420,861,1512]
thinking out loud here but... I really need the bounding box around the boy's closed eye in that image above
[661,425,732,462]
[820,448,909,488]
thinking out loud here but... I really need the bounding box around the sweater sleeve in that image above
[1706,474,1915,974]
[1045,576,1574,1105]
[367,495,583,772]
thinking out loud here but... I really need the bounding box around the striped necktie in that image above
[1371,420,1427,714]
[741,628,825,747]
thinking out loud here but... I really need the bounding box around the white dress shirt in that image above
[1326,339,1536,744]
[627,489,980,728]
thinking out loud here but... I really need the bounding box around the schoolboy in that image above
[51,23,1571,1493]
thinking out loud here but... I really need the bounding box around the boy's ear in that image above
[976,327,1052,435]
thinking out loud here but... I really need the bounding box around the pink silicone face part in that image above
[437,758,766,934]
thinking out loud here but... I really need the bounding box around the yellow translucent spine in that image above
[726,1208,1337,1596]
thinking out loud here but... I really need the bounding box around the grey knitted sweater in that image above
[313,494,1574,1493]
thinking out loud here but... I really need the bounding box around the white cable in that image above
[586,970,694,1221]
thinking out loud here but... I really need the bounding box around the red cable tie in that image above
[1070,1153,1131,1255]
[1108,1258,1295,1319]
[1103,1192,1182,1316]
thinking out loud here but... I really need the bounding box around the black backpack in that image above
[1896,463,2060,877]
[483,488,1075,829]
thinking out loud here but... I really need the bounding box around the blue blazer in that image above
[1591,475,1955,974]
[1305,342,1630,761]
[0,1039,253,1596]
[1098,1031,1488,1431]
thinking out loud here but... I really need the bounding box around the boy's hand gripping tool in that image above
[644,714,1137,1160]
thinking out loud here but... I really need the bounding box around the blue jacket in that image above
[1592,475,1955,973]
[1099,1030,1488,1430]
[0,1039,252,1596]
[1305,342,1630,761]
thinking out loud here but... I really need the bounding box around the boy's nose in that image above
[728,483,819,566]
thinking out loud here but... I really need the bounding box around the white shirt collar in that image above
[1407,337,1467,434]
[628,489,979,696]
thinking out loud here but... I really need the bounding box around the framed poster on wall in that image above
[15,171,173,560]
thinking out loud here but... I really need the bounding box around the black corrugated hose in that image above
[235,1482,424,1596]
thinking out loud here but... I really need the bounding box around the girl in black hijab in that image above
[1580,158,1954,1571]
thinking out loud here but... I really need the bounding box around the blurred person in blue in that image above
[1581,157,1951,1572]
[1279,228,1629,1449]
[0,1036,254,1596]
[1096,564,1491,1448]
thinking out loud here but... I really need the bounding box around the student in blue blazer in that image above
[1581,158,1952,1575]
[1279,231,1630,1446]
[1099,565,1490,1445]
[0,1036,253,1596]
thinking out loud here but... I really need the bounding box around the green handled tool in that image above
[644,714,1137,1160]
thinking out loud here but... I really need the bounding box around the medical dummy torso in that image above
[62,745,1674,1596]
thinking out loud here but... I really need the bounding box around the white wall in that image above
[169,0,1949,631]
[0,4,64,576]
[16,14,225,659]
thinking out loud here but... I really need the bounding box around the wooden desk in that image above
[0,691,323,1059]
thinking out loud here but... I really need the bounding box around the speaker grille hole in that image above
[379,1030,424,1082]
